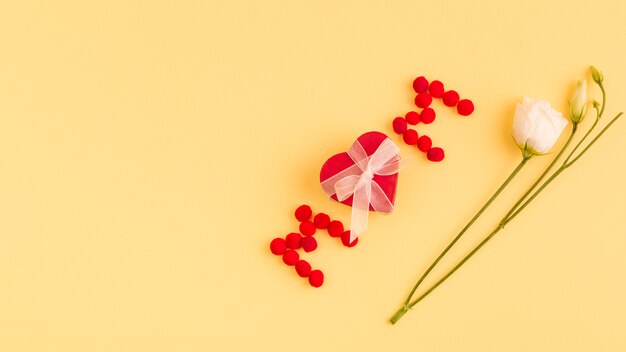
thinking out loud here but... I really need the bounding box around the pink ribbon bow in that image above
[321,138,401,242]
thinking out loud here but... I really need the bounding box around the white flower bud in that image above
[590,66,603,84]
[570,80,587,124]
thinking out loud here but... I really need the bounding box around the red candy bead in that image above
[341,231,358,247]
[295,205,312,222]
[299,221,316,236]
[327,220,344,237]
[427,147,445,162]
[270,238,287,255]
[405,111,420,125]
[282,250,299,266]
[420,108,436,124]
[313,213,330,229]
[285,232,302,249]
[457,99,474,116]
[402,129,419,145]
[301,236,318,252]
[415,93,432,108]
[412,76,429,93]
[309,270,324,288]
[417,135,432,152]
[442,90,460,107]
[429,80,444,98]
[295,260,312,277]
[392,117,407,134]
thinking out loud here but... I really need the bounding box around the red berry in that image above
[285,232,302,249]
[270,238,287,255]
[442,90,460,107]
[341,231,358,247]
[412,76,429,93]
[429,80,444,98]
[327,220,344,237]
[308,270,324,287]
[301,236,318,252]
[313,213,330,229]
[403,129,419,145]
[420,108,436,124]
[295,260,312,277]
[415,93,432,108]
[295,205,312,221]
[299,221,316,236]
[282,250,299,266]
[392,117,407,134]
[417,135,432,152]
[405,111,420,125]
[457,99,474,116]
[427,147,445,162]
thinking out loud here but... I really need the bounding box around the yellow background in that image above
[1,1,625,351]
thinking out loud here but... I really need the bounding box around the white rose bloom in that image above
[513,97,569,155]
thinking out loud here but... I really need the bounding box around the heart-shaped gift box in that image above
[319,131,399,212]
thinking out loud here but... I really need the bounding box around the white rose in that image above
[513,97,569,155]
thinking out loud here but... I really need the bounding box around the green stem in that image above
[566,112,622,166]
[564,115,599,165]
[406,188,537,310]
[564,83,605,165]
[402,157,530,306]
[504,167,565,223]
[390,305,409,325]
[508,112,622,221]
[406,224,503,310]
[391,112,623,324]
[502,125,577,222]
[599,83,607,117]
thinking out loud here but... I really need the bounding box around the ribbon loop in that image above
[320,137,400,242]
